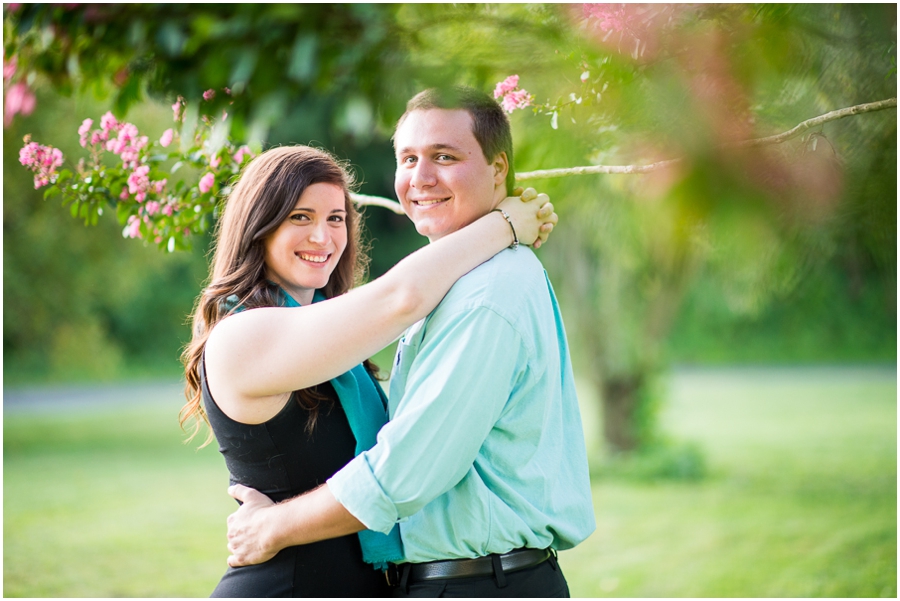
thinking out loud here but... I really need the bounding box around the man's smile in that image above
[410,197,449,207]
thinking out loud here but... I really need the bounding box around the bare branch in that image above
[348,98,897,208]
[350,192,405,214]
[516,97,897,181]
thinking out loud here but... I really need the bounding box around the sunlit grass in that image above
[563,366,896,597]
[4,367,896,597]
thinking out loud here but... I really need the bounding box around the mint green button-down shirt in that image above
[328,247,595,563]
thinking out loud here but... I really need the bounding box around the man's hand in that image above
[226,484,280,567]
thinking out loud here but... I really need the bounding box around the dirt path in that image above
[4,380,184,413]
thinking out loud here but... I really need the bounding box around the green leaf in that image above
[44,186,61,201]
[114,74,143,116]
[288,34,318,82]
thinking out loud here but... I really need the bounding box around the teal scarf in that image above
[277,289,404,569]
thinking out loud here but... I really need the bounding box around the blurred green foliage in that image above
[4,5,895,458]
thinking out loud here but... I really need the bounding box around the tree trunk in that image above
[600,374,644,453]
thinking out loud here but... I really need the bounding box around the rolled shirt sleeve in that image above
[328,305,527,534]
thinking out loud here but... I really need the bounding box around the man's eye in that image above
[437,154,455,162]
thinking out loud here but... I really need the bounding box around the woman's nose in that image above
[308,221,330,245]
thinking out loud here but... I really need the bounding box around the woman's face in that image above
[264,182,348,305]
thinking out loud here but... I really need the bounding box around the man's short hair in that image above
[398,86,516,195]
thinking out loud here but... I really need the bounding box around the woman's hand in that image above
[497,187,558,249]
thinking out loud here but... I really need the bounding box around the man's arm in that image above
[227,304,527,564]
[226,483,363,567]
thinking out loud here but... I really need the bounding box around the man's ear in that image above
[492,151,509,187]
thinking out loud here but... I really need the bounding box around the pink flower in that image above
[145,201,161,215]
[159,128,174,147]
[172,97,183,122]
[19,140,64,188]
[209,154,221,169]
[162,203,175,216]
[3,56,17,83]
[203,89,216,101]
[127,165,150,199]
[120,187,129,200]
[124,215,142,239]
[100,111,119,133]
[233,145,254,164]
[119,122,138,142]
[90,131,102,145]
[198,172,215,193]
[78,118,93,136]
[152,179,167,194]
[493,75,533,114]
[583,4,631,33]
[78,118,94,147]
[493,75,520,99]
[4,82,36,127]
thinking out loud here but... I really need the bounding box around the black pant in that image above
[392,556,570,598]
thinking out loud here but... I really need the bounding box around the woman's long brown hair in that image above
[180,146,373,445]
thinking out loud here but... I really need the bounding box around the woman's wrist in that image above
[490,208,519,250]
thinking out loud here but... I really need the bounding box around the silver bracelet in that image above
[491,208,519,250]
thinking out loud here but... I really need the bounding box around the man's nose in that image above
[409,161,436,189]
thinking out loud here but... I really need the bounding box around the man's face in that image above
[394,109,508,242]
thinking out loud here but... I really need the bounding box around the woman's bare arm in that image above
[204,190,555,415]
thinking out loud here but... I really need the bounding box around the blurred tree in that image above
[395,3,897,458]
[5,4,895,461]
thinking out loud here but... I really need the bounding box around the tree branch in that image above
[516,97,897,181]
[350,192,405,214]
[349,98,897,209]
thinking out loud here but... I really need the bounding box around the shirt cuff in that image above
[327,452,400,535]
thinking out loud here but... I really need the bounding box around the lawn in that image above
[4,366,896,597]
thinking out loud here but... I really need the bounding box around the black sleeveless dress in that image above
[202,360,391,598]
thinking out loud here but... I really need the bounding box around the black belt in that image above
[385,547,553,586]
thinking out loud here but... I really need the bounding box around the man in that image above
[226,86,595,597]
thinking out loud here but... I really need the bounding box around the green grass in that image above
[4,367,896,597]
[562,366,897,597]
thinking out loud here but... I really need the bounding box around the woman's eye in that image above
[328,215,345,223]
[290,213,310,222]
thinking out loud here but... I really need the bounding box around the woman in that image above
[179,145,556,597]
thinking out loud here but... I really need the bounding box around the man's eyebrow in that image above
[290,207,347,213]
[396,143,465,155]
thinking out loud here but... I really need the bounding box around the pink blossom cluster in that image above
[172,96,184,122]
[5,51,36,127]
[233,145,254,164]
[105,118,149,168]
[123,214,142,239]
[19,139,64,188]
[582,3,633,33]
[5,82,36,127]
[124,164,167,203]
[493,75,533,114]
[198,172,215,194]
